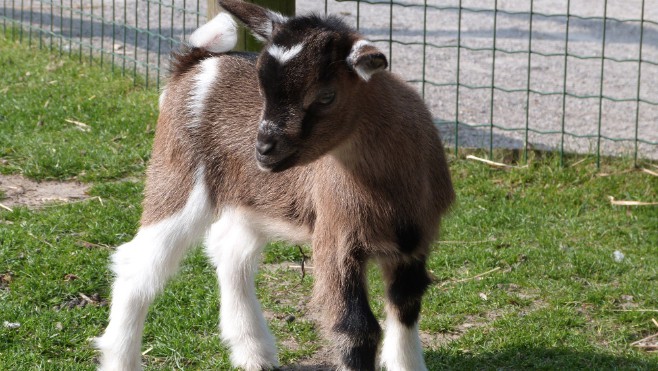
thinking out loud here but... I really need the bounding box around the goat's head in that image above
[217,0,388,172]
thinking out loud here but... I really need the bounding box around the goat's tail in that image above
[189,12,238,53]
[169,12,237,78]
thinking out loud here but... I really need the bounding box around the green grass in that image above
[1,32,657,370]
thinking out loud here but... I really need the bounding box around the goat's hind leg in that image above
[95,174,213,371]
[379,256,431,371]
[204,209,278,371]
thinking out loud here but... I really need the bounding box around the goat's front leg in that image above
[204,209,278,371]
[313,242,382,371]
[379,256,431,371]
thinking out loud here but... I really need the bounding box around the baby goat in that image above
[96,1,454,370]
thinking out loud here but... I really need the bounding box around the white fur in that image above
[189,12,238,53]
[188,57,219,127]
[95,168,213,371]
[158,87,167,110]
[252,10,289,41]
[347,39,377,81]
[267,10,288,25]
[380,314,428,371]
[242,208,311,244]
[267,43,305,65]
[205,208,279,371]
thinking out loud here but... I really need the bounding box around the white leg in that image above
[205,208,278,371]
[95,171,213,371]
[380,314,428,371]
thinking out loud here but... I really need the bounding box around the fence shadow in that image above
[437,122,554,153]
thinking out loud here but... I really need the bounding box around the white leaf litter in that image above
[3,321,20,329]
[613,250,625,262]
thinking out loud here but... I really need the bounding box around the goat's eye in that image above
[316,91,336,105]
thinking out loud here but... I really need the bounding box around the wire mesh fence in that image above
[2,0,657,163]
[1,0,206,88]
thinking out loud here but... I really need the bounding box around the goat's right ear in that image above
[347,39,388,82]
[218,0,288,42]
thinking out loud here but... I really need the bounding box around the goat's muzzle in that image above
[255,129,298,173]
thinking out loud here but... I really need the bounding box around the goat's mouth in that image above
[256,150,299,173]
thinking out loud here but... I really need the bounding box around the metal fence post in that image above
[207,0,295,52]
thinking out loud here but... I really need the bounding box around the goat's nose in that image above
[256,138,277,156]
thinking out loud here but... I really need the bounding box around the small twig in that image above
[466,155,526,169]
[641,168,658,177]
[142,347,153,356]
[76,240,111,249]
[64,118,91,132]
[438,267,501,287]
[0,203,13,212]
[297,245,307,281]
[611,309,658,313]
[289,265,314,270]
[608,196,658,206]
[634,344,658,350]
[652,318,658,329]
[27,232,54,248]
[569,158,589,167]
[440,237,497,245]
[631,333,658,346]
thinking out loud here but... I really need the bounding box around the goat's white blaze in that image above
[188,12,237,53]
[96,167,213,371]
[348,39,377,81]
[188,57,219,127]
[267,43,305,65]
[380,314,428,371]
[205,208,279,371]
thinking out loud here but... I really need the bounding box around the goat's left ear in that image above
[346,39,388,82]
[218,0,288,42]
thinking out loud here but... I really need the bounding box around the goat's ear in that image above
[218,0,288,42]
[346,39,388,82]
[189,13,238,52]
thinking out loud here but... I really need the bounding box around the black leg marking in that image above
[387,259,431,326]
[395,222,421,254]
[332,272,381,371]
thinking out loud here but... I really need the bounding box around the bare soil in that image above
[0,173,89,209]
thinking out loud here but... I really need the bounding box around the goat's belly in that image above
[218,206,312,246]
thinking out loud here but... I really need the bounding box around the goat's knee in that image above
[380,258,431,371]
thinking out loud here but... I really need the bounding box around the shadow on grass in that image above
[278,346,657,370]
[281,365,333,371]
[425,346,657,370]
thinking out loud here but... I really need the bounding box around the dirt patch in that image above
[0,173,89,209]
[282,345,335,371]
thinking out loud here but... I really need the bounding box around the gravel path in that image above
[4,0,657,159]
